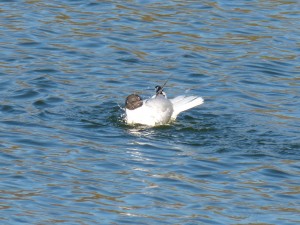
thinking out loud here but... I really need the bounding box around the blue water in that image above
[1,0,300,224]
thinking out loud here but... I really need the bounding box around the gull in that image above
[124,85,204,126]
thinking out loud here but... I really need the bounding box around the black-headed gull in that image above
[124,85,204,126]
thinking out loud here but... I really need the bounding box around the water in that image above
[1,0,300,224]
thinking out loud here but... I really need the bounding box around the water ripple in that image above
[0,0,300,224]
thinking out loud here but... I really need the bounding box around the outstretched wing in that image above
[170,95,204,119]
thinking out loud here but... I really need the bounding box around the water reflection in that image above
[126,126,158,137]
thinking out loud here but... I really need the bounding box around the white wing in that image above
[170,95,204,119]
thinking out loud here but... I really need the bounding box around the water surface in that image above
[1,0,300,224]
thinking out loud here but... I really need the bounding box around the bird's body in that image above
[125,95,174,126]
[124,86,204,126]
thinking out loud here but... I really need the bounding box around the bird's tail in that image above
[170,95,204,119]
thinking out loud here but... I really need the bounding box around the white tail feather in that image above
[170,96,204,119]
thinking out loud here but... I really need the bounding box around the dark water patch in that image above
[29,76,59,89]
[105,79,124,84]
[280,142,300,154]
[189,73,210,78]
[0,152,20,161]
[32,97,64,110]
[11,89,39,99]
[28,69,60,74]
[239,79,276,88]
[233,153,276,161]
[0,105,14,113]
[38,46,65,52]
[259,69,286,77]
[260,168,292,179]
[33,99,51,109]
[0,105,26,115]
[18,41,41,47]
[64,50,80,55]
[117,57,140,64]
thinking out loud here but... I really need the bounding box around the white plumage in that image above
[170,95,204,120]
[124,89,204,126]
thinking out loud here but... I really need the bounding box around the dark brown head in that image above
[125,94,143,110]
